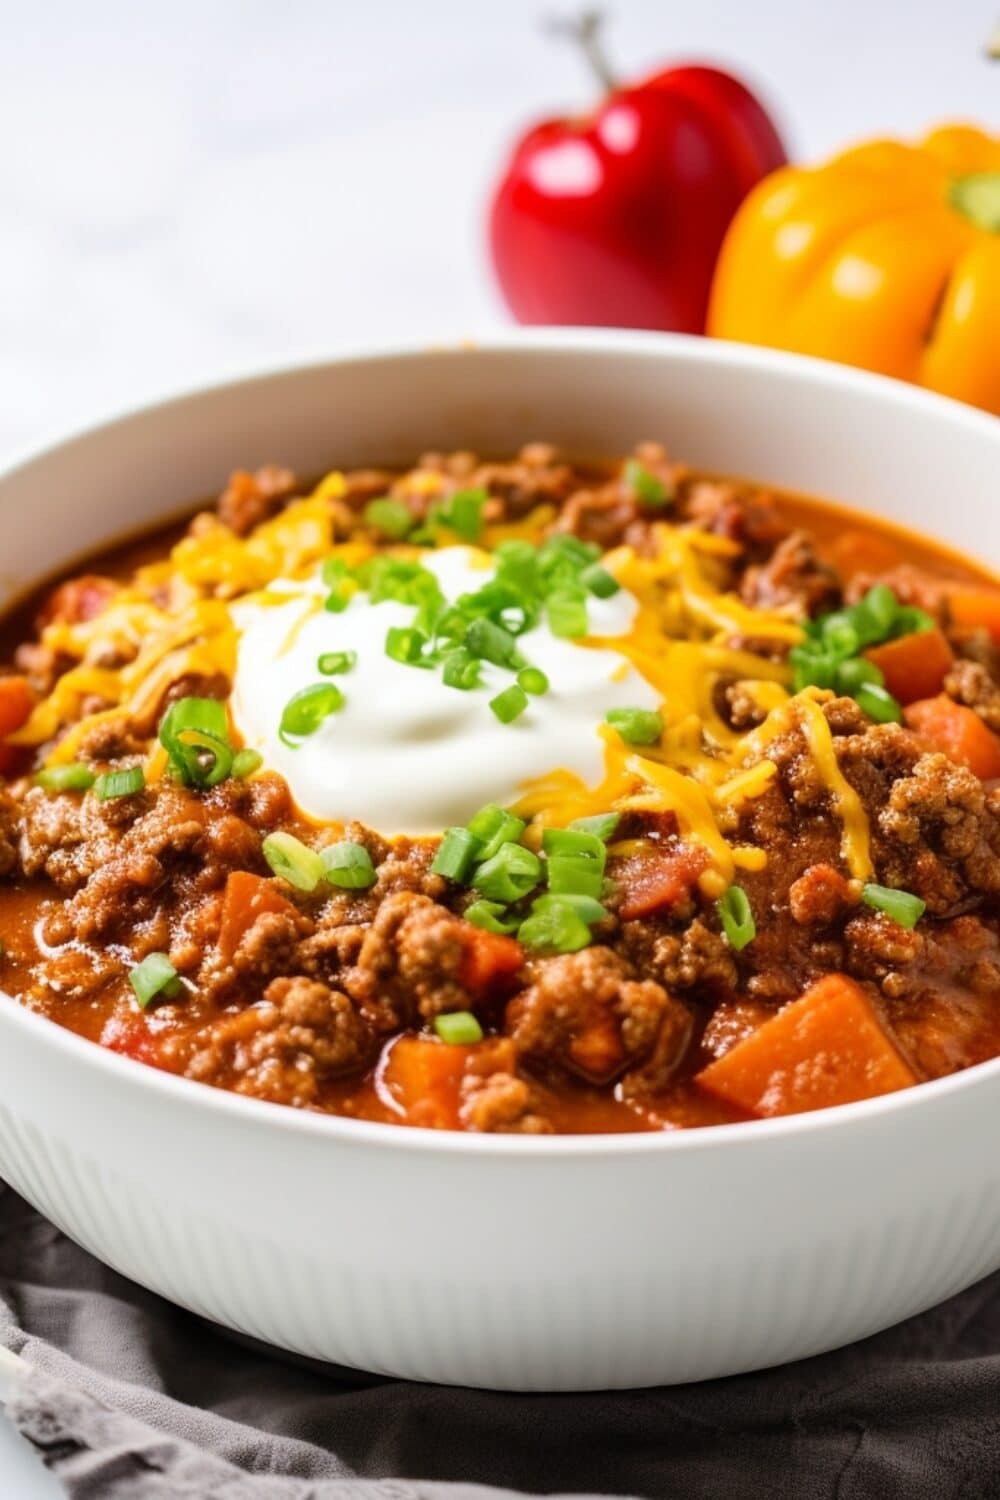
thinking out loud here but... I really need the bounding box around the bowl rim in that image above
[3,327,999,1161]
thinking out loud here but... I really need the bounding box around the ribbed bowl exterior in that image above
[1,336,999,1389]
[2,995,1000,1389]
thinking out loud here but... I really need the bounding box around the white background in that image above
[0,0,997,1490]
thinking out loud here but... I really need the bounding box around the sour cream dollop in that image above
[230,547,659,834]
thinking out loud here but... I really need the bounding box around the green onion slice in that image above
[279,683,345,744]
[717,884,756,950]
[442,649,481,691]
[431,827,481,883]
[623,459,673,508]
[861,883,926,929]
[605,707,663,746]
[546,590,588,640]
[434,1010,484,1045]
[517,666,549,697]
[855,682,903,724]
[471,842,542,903]
[463,899,520,935]
[464,617,522,669]
[159,696,233,788]
[262,831,324,891]
[490,684,528,724]
[364,497,415,539]
[321,841,377,890]
[466,804,526,861]
[230,748,263,780]
[95,766,145,800]
[33,763,95,792]
[129,952,181,1008]
[569,812,620,841]
[581,562,620,599]
[518,898,592,954]
[317,650,357,676]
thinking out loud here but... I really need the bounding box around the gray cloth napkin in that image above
[4,1181,1000,1500]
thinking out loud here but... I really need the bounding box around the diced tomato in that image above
[217,871,299,964]
[864,627,954,705]
[457,924,523,995]
[694,974,916,1118]
[616,845,707,921]
[904,695,1000,780]
[101,1012,167,1069]
[0,675,35,774]
[947,586,1000,645]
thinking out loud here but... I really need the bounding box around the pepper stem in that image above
[950,172,1000,233]
[546,9,618,93]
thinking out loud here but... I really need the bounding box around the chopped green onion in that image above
[442,649,481,691]
[530,891,608,925]
[385,625,432,667]
[546,590,588,639]
[893,605,934,637]
[279,683,345,743]
[95,766,145,800]
[434,1010,484,1045]
[861,883,926,929]
[863,583,899,636]
[463,899,520,935]
[835,657,884,695]
[33,763,95,792]
[581,563,620,599]
[321,557,350,587]
[364,497,415,539]
[518,898,592,954]
[321,841,377,890]
[431,827,481,883]
[262,830,324,891]
[490,684,528,724]
[230,748,263,779]
[317,650,357,676]
[471,842,542,903]
[623,459,673,508]
[466,804,526,860]
[569,812,620,841]
[542,827,606,859]
[432,488,487,542]
[159,696,233,788]
[821,618,861,659]
[517,666,549,696]
[464,616,521,669]
[605,707,662,746]
[324,586,351,613]
[129,952,181,1008]
[855,682,903,724]
[790,644,839,693]
[717,884,755,950]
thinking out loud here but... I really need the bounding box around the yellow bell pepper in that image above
[707,126,1000,416]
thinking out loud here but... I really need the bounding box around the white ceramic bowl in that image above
[1,333,999,1392]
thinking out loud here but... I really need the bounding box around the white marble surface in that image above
[0,0,995,1491]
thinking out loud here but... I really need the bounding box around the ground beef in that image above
[505,946,691,1091]
[720,680,770,730]
[619,917,737,995]
[460,1067,554,1134]
[26,783,262,944]
[949,626,1000,679]
[788,863,854,926]
[944,658,1000,732]
[217,465,298,536]
[875,753,1000,913]
[74,715,148,762]
[175,975,375,1108]
[738,530,840,616]
[0,789,21,878]
[679,481,788,563]
[343,890,484,1029]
